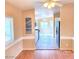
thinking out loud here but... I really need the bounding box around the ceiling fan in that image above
[36,0,63,9]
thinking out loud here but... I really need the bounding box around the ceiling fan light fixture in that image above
[43,2,48,7]
[48,5,52,9]
[51,3,55,7]
[44,2,55,9]
[43,1,56,9]
[43,0,63,9]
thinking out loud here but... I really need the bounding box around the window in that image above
[5,16,14,44]
[40,22,48,29]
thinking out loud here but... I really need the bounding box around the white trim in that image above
[60,36,74,40]
[5,38,22,50]
[11,17,14,43]
[5,36,74,50]
[23,48,36,50]
[5,36,35,50]
[60,48,73,50]
[21,36,35,40]
[5,36,35,58]
[14,49,23,58]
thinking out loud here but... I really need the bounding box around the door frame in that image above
[55,17,60,48]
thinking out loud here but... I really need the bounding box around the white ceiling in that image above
[35,2,60,19]
[6,0,74,11]
[6,0,34,10]
[6,0,74,19]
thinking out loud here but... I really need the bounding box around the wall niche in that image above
[25,17,32,34]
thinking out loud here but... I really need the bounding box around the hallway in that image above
[16,50,73,59]
[36,36,58,49]
[35,18,60,49]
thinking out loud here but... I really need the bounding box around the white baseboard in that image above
[60,48,73,51]
[60,36,74,40]
[6,36,35,50]
[23,48,36,50]
[5,36,35,59]
[14,49,23,58]
[5,36,74,59]
[5,38,22,50]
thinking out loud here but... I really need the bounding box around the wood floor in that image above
[16,50,73,59]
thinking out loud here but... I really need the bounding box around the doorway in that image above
[35,17,60,49]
